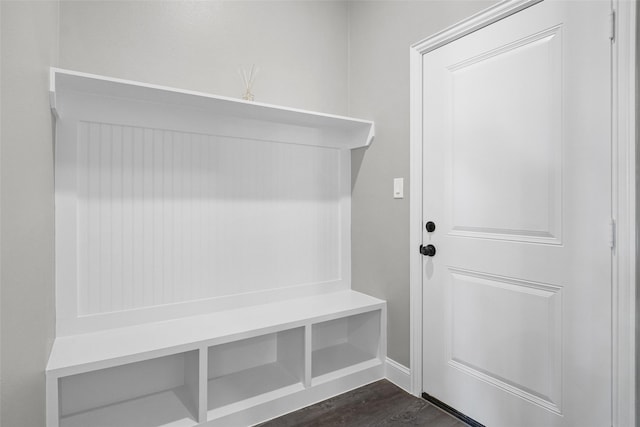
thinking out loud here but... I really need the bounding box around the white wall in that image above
[348,0,496,367]
[0,1,59,426]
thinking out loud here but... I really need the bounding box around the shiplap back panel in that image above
[75,121,341,316]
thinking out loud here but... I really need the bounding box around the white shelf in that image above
[312,343,378,379]
[60,386,197,427]
[207,326,304,419]
[207,362,303,413]
[56,350,199,427]
[47,291,384,377]
[311,310,381,381]
[50,68,375,149]
[47,292,386,427]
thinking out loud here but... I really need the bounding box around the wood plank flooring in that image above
[259,380,468,427]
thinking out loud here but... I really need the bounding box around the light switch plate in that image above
[394,178,404,199]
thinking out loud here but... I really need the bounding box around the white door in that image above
[421,1,612,426]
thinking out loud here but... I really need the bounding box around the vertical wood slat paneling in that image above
[76,122,341,316]
[132,127,145,309]
[77,123,90,314]
[99,124,112,313]
[112,125,123,313]
[152,128,163,306]
[121,126,133,310]
[162,131,173,305]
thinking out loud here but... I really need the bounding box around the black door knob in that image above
[425,221,436,232]
[420,244,436,257]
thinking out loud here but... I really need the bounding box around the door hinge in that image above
[609,219,616,249]
[609,10,616,42]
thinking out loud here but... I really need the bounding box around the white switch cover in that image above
[393,178,404,199]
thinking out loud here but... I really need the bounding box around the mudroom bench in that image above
[46,290,386,426]
[46,68,382,426]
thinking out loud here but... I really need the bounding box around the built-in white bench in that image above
[46,68,382,427]
[47,290,386,426]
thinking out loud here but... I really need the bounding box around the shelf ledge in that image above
[46,290,386,378]
[50,68,375,149]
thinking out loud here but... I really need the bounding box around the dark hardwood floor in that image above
[259,380,468,427]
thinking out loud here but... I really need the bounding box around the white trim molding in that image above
[611,1,636,426]
[385,358,411,394]
[411,0,542,56]
[408,31,424,398]
[408,1,636,424]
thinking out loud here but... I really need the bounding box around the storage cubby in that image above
[58,351,200,427]
[207,328,304,416]
[312,310,381,379]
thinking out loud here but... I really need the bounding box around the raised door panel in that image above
[448,27,562,244]
[447,269,562,413]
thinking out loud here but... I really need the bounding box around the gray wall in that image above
[59,0,349,114]
[1,3,3,424]
[1,2,349,425]
[636,2,639,424]
[60,0,497,371]
[0,2,502,425]
[348,0,495,367]
[0,2,59,426]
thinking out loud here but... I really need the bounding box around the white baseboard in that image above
[385,357,411,393]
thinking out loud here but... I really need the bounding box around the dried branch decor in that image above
[239,64,259,101]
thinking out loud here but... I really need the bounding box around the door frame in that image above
[408,1,637,425]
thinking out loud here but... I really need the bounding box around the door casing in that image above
[408,1,637,425]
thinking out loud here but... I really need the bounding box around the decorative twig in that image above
[239,64,259,101]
